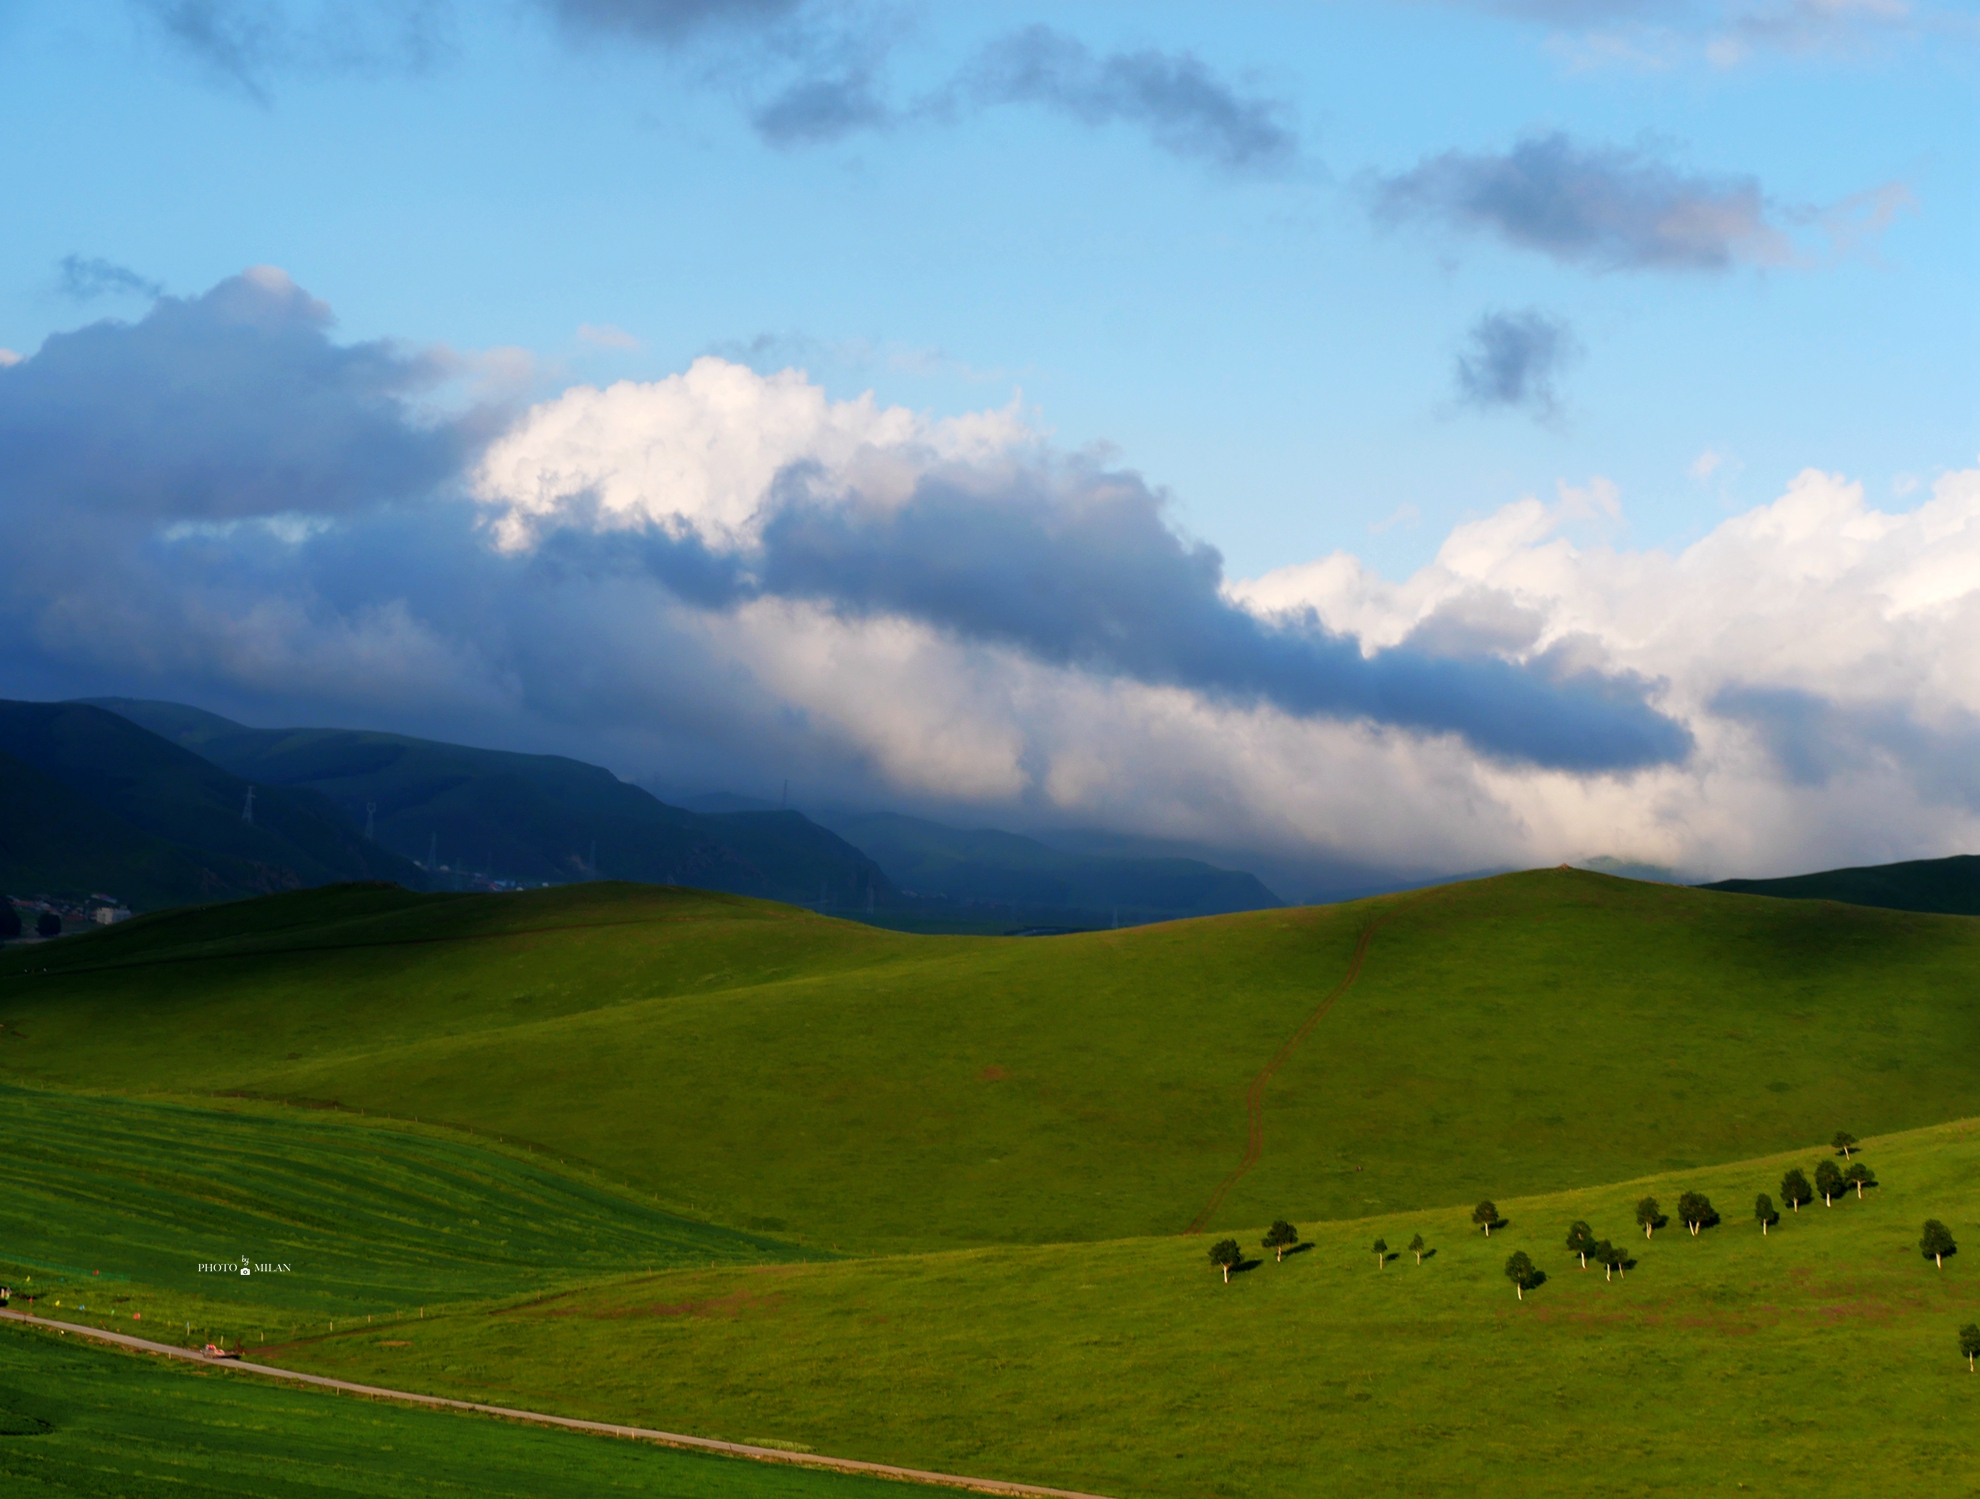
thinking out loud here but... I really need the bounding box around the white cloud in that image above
[576,322,641,350]
[0,349,21,367]
[473,356,1032,551]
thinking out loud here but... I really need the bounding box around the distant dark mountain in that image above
[812,809,1282,923]
[89,699,895,910]
[0,701,422,909]
[1702,854,1980,917]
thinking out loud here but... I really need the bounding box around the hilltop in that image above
[1702,851,1980,917]
[5,869,1977,1253]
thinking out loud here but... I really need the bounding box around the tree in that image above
[0,903,20,939]
[1472,1201,1501,1237]
[35,912,60,939]
[1593,1240,1622,1281]
[1677,1191,1718,1236]
[1961,1324,1980,1372]
[1263,1220,1300,1263]
[1832,1131,1857,1159]
[1843,1162,1875,1200]
[1408,1233,1427,1266]
[1814,1159,1844,1207]
[1780,1168,1813,1214]
[1209,1238,1243,1283]
[1635,1197,1662,1239]
[1504,1250,1538,1300]
[1566,1220,1596,1269]
[1754,1194,1778,1235]
[1372,1237,1388,1269]
[1920,1220,1957,1269]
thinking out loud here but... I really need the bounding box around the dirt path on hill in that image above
[1183,895,1429,1235]
[0,1308,1113,1499]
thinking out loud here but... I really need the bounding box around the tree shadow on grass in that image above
[1232,1257,1265,1275]
[1280,1242,1315,1259]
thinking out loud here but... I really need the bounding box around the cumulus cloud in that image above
[58,255,166,302]
[1454,309,1578,416]
[1375,131,1802,271]
[1442,0,1958,64]
[0,266,469,522]
[6,270,1976,882]
[544,0,806,45]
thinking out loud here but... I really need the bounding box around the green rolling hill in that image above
[1702,852,1980,916]
[0,701,421,909]
[5,869,1977,1254]
[88,698,895,908]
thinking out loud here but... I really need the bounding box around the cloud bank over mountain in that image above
[4,269,1975,880]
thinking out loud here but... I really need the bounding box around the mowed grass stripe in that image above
[0,1086,799,1321]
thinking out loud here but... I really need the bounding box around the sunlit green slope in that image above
[5,872,1978,1252]
[275,1119,1980,1499]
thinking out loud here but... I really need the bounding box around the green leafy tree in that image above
[1372,1237,1388,1269]
[1814,1159,1845,1206]
[1832,1131,1857,1159]
[1635,1197,1662,1239]
[1408,1233,1427,1266]
[1263,1219,1300,1263]
[1754,1193,1778,1235]
[1780,1168,1813,1213]
[1504,1250,1538,1300]
[34,912,59,939]
[1961,1323,1980,1372]
[1208,1238,1243,1283]
[1566,1220,1596,1269]
[1593,1240,1619,1281]
[1920,1220,1957,1269]
[1843,1162,1875,1200]
[1472,1200,1501,1237]
[1677,1191,1718,1236]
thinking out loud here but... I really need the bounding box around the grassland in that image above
[5,872,1978,1252]
[268,1119,1980,1498]
[0,1085,799,1350]
[0,1320,928,1498]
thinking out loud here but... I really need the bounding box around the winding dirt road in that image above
[0,1308,1112,1499]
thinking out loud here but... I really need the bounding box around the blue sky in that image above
[3,0,1978,883]
[8,1,1971,572]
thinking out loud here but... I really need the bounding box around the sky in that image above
[2,0,1977,890]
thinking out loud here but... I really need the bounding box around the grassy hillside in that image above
[0,1322,931,1498]
[271,1120,1980,1498]
[90,697,895,907]
[0,1084,797,1335]
[815,810,1283,924]
[0,700,420,907]
[1704,852,1980,916]
[3,872,1978,1253]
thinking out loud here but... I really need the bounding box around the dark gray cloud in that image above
[545,0,806,44]
[0,268,469,522]
[1376,131,1786,272]
[959,26,1296,172]
[751,66,890,145]
[560,464,1688,773]
[130,0,456,100]
[1454,309,1578,416]
[58,255,166,303]
[1712,686,1980,811]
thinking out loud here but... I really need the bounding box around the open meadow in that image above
[2,873,1978,1495]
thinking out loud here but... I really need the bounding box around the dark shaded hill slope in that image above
[814,810,1282,923]
[5,871,1978,1252]
[1701,853,1980,916]
[88,698,895,908]
[0,701,420,908]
